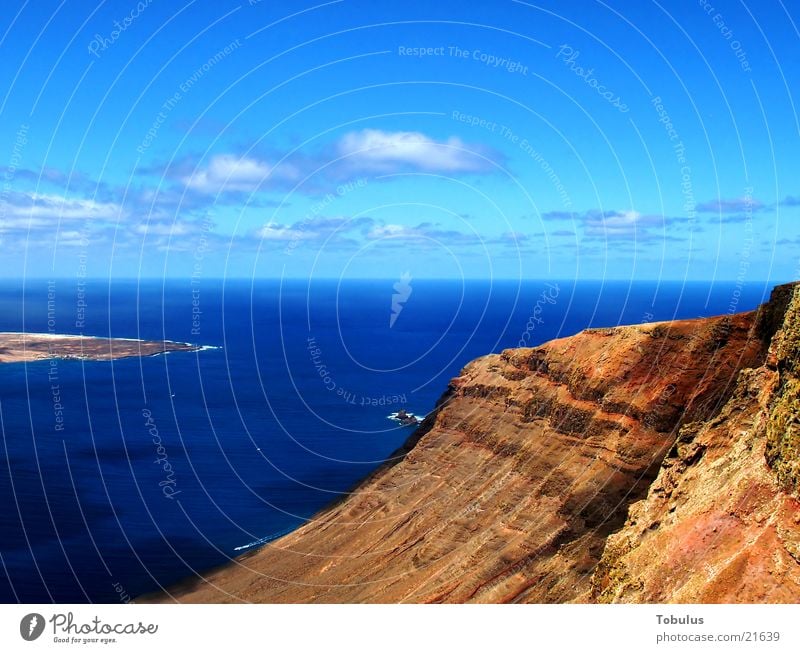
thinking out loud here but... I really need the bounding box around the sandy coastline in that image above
[0,332,201,363]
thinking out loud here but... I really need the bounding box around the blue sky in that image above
[0,0,798,281]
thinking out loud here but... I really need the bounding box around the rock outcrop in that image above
[593,283,800,603]
[145,283,800,603]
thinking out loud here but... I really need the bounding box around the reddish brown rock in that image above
[593,283,800,603]
[144,283,800,603]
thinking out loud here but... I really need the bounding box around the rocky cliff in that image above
[593,282,800,602]
[147,282,800,603]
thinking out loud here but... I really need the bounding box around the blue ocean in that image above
[0,278,775,602]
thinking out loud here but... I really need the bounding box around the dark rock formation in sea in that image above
[144,282,800,603]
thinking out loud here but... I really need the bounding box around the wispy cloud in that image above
[582,209,676,238]
[257,222,315,241]
[132,220,198,237]
[0,182,218,252]
[0,190,124,249]
[337,129,494,174]
[539,208,684,241]
[0,165,96,190]
[696,197,764,213]
[166,129,499,197]
[2,190,122,221]
[183,154,301,194]
[540,210,575,221]
[255,216,374,243]
[361,221,527,248]
[365,222,481,245]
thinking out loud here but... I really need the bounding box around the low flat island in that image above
[0,332,201,364]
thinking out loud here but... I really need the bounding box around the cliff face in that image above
[593,283,800,602]
[148,283,800,604]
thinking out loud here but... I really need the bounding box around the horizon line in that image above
[0,277,791,284]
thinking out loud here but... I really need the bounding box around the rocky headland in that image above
[144,282,800,603]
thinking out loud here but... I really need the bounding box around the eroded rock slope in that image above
[146,283,800,603]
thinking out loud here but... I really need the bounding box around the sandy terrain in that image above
[0,332,199,363]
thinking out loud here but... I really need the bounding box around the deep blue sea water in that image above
[0,278,777,602]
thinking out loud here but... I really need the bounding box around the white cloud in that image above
[3,191,122,221]
[365,222,488,246]
[586,209,644,236]
[253,216,375,245]
[582,209,684,241]
[338,129,489,173]
[133,222,194,236]
[181,130,495,195]
[55,230,89,247]
[184,155,300,193]
[256,221,314,241]
[366,223,424,239]
[696,197,764,213]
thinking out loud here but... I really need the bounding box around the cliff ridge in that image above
[144,282,800,603]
